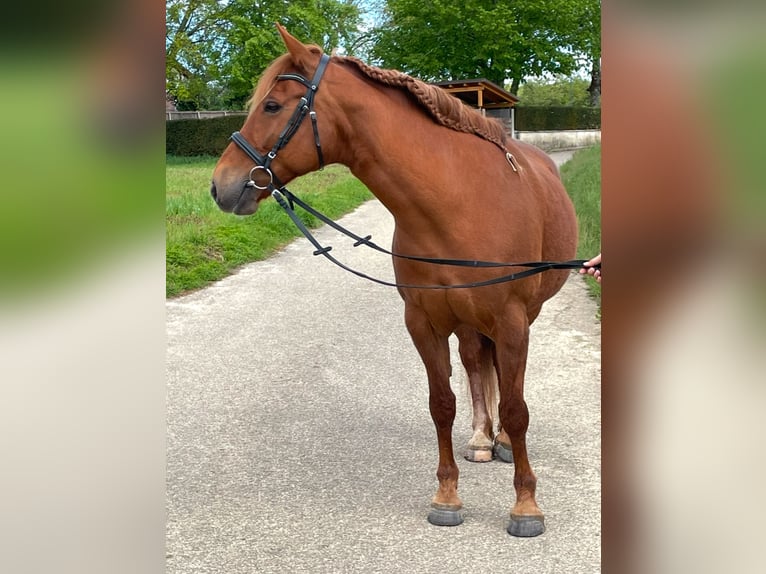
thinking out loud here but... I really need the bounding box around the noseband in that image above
[230,53,331,191]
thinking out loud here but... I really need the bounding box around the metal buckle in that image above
[247,165,274,190]
[506,152,519,173]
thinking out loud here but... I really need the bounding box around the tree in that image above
[166,0,362,110]
[369,0,600,95]
[166,1,600,110]
[166,0,229,109]
[516,76,592,107]
[581,0,601,106]
[221,0,361,108]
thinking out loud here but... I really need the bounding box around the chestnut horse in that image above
[211,25,577,537]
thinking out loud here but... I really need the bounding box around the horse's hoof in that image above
[507,514,545,537]
[427,507,464,526]
[493,441,514,463]
[463,447,493,463]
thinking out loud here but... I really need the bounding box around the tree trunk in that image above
[587,58,601,107]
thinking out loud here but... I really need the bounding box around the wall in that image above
[166,110,247,121]
[515,129,601,152]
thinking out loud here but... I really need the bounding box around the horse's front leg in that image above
[496,305,545,537]
[404,304,463,526]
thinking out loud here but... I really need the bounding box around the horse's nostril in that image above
[210,182,218,202]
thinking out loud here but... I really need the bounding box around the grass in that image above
[166,156,372,297]
[560,145,602,302]
[166,147,601,300]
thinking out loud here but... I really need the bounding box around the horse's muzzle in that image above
[209,180,237,213]
[210,179,257,214]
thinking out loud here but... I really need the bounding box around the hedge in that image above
[515,106,601,131]
[166,115,248,156]
[166,106,601,157]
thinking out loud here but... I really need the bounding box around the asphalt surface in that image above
[166,151,601,573]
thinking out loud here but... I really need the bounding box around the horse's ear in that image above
[276,23,314,71]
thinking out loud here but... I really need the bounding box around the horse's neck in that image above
[333,87,447,219]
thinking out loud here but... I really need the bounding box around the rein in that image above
[229,53,598,289]
[271,187,596,290]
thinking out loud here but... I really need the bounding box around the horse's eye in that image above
[264,101,282,114]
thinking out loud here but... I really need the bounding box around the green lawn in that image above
[166,157,371,297]
[560,144,602,301]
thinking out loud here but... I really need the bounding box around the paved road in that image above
[166,151,601,573]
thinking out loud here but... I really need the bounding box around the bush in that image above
[515,106,601,131]
[166,116,248,156]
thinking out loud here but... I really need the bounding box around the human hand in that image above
[579,253,601,283]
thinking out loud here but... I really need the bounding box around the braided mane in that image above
[338,56,509,152]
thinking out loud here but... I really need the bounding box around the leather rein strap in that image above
[272,187,596,290]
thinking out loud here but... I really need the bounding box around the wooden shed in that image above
[434,79,519,138]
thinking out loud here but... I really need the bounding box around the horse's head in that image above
[211,24,332,215]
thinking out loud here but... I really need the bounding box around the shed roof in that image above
[434,79,519,109]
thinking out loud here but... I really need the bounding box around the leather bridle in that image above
[230,53,331,192]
